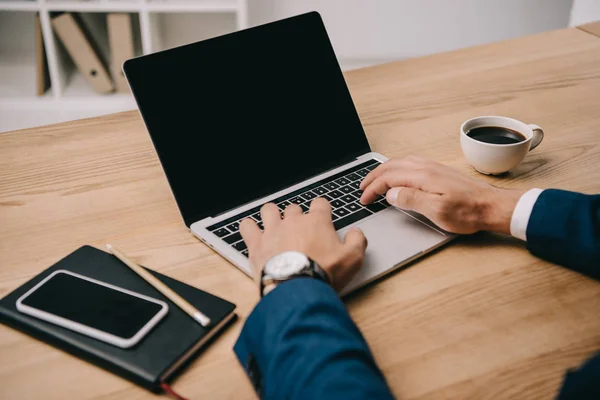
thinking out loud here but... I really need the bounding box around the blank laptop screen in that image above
[124,12,370,225]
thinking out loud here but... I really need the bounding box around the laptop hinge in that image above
[209,152,370,220]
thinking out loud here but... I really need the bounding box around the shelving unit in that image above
[0,0,247,121]
[0,11,42,98]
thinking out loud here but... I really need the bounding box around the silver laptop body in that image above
[191,151,453,294]
[124,12,454,295]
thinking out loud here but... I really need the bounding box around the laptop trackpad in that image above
[340,207,447,293]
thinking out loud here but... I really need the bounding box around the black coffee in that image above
[466,126,526,145]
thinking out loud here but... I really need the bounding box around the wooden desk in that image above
[578,20,600,38]
[2,27,600,399]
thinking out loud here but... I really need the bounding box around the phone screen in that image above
[21,272,164,339]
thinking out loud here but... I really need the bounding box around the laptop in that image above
[123,11,453,294]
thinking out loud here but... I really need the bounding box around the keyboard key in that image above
[257,221,264,230]
[345,202,362,213]
[379,198,391,207]
[313,186,328,195]
[300,204,309,213]
[340,194,356,204]
[323,182,340,190]
[333,208,351,218]
[241,249,249,257]
[331,213,339,221]
[330,199,345,208]
[289,196,304,205]
[233,240,247,251]
[335,177,351,186]
[366,202,386,213]
[339,185,354,194]
[345,172,361,181]
[223,232,242,244]
[207,161,381,241]
[300,191,317,201]
[212,227,230,237]
[278,200,291,210]
[328,189,344,199]
[334,209,373,230]
[349,190,362,199]
[227,222,240,232]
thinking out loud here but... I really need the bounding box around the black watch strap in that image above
[260,257,329,297]
[308,259,330,284]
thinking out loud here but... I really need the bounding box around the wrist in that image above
[262,282,278,296]
[317,257,347,292]
[260,251,331,296]
[480,188,526,234]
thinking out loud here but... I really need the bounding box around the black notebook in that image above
[0,245,236,392]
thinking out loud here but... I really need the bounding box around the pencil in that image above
[106,244,211,327]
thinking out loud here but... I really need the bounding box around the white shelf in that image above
[0,60,45,98]
[147,1,237,13]
[0,0,240,12]
[60,73,133,106]
[0,11,47,100]
[46,2,143,12]
[0,2,40,11]
[150,11,236,52]
[45,0,141,3]
[0,70,135,113]
[0,0,247,132]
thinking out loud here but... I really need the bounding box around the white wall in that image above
[570,0,600,26]
[250,0,574,70]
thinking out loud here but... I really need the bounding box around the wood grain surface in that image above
[1,27,600,399]
[578,20,600,38]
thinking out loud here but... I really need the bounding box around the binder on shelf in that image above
[107,14,134,93]
[35,14,50,96]
[52,13,114,94]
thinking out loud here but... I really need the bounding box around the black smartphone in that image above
[16,270,169,348]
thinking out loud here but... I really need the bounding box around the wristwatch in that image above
[260,251,330,297]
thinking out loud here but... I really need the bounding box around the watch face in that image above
[265,251,310,280]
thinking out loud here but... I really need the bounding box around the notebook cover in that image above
[0,245,236,392]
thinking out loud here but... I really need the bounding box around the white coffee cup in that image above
[460,116,544,175]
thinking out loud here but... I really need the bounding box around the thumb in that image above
[329,228,367,292]
[386,187,435,214]
[342,227,368,262]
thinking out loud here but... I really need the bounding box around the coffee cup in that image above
[460,116,544,175]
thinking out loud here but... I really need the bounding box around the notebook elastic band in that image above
[160,382,189,400]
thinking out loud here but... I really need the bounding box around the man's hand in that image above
[360,155,526,235]
[239,198,368,292]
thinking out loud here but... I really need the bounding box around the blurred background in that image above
[0,0,599,133]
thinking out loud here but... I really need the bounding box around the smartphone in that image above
[16,270,169,348]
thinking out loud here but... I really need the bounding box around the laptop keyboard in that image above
[206,159,391,258]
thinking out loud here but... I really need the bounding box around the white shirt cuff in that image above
[510,188,544,241]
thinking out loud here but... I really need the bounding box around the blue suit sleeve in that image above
[233,278,394,400]
[526,189,600,279]
[528,190,600,398]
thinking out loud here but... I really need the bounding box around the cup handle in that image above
[528,124,543,151]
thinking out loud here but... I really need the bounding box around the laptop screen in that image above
[124,12,370,226]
